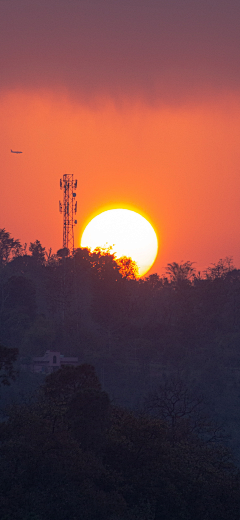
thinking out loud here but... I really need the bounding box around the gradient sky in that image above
[1,0,240,275]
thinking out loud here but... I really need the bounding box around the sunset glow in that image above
[81,209,158,277]
[1,1,240,274]
[2,3,240,509]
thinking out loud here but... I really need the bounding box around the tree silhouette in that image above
[0,228,23,266]
[29,240,46,265]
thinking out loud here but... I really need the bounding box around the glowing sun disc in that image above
[80,209,158,277]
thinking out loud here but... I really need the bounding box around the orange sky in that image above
[1,1,240,276]
[1,89,240,276]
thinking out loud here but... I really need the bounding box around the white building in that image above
[21,350,79,374]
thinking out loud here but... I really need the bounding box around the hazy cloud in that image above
[1,0,240,104]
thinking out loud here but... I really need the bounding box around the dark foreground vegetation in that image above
[0,362,240,520]
[1,228,240,517]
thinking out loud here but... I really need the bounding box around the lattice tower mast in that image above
[59,174,77,253]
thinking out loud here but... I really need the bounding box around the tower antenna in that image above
[59,174,78,253]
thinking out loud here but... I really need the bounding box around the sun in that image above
[80,209,158,277]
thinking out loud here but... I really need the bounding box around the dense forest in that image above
[1,228,240,518]
[1,363,240,519]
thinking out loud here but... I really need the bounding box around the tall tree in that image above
[0,228,23,266]
[29,240,46,265]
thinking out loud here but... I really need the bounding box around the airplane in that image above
[11,149,22,154]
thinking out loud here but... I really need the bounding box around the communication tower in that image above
[59,174,78,253]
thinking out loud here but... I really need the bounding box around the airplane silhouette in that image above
[11,149,22,154]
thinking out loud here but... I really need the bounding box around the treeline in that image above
[0,364,240,520]
[1,229,240,459]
